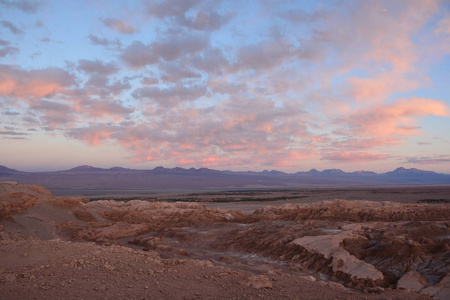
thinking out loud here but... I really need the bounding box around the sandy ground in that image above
[0,230,432,300]
[1,182,449,299]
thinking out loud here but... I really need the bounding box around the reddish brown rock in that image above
[397,270,428,291]
[422,275,450,300]
[243,275,273,289]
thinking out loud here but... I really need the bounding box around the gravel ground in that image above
[0,229,431,300]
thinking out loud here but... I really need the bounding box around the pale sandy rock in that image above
[243,275,273,289]
[0,182,56,223]
[327,281,345,289]
[194,260,214,268]
[86,200,206,211]
[421,275,450,300]
[302,275,317,282]
[397,270,428,291]
[291,229,384,281]
[0,182,53,199]
[86,200,243,225]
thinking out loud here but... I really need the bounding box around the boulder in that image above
[397,270,428,291]
[421,275,450,300]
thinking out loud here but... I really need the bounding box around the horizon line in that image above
[1,164,448,176]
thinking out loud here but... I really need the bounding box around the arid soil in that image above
[54,185,450,214]
[1,182,449,299]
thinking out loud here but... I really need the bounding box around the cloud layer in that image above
[0,0,449,171]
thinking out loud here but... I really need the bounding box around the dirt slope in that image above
[1,182,448,299]
[0,228,432,300]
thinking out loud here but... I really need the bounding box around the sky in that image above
[0,0,449,173]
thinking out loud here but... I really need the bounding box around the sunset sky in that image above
[1,0,449,173]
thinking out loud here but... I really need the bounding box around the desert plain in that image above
[1,182,449,299]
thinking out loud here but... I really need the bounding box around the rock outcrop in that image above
[397,270,428,291]
[422,275,450,299]
[1,183,448,299]
[253,199,450,222]
[0,182,53,199]
[0,182,53,221]
[290,224,384,282]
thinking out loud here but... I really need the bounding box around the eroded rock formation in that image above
[1,182,448,299]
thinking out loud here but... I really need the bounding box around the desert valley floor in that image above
[1,182,449,299]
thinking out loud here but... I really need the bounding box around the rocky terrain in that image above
[1,182,449,299]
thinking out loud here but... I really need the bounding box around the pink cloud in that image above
[31,99,70,112]
[83,74,109,89]
[0,65,74,99]
[77,59,118,75]
[3,0,447,173]
[74,99,133,119]
[348,73,420,102]
[173,152,249,169]
[121,30,209,70]
[159,62,202,82]
[66,125,113,146]
[121,41,158,69]
[147,0,201,18]
[0,0,40,13]
[323,152,388,162]
[266,151,316,168]
[63,96,318,169]
[236,34,294,71]
[88,34,122,51]
[0,64,134,130]
[41,112,77,128]
[294,0,441,107]
[0,46,19,57]
[100,18,137,34]
[108,1,448,172]
[192,48,230,74]
[152,31,209,62]
[405,155,450,165]
[435,16,450,35]
[147,0,233,32]
[18,81,62,98]
[0,20,24,34]
[345,98,448,137]
[132,84,206,106]
[209,80,246,95]
[178,10,233,31]
[140,77,158,85]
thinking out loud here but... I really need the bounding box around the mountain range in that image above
[1,165,449,191]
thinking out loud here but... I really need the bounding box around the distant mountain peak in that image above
[0,165,18,173]
[71,165,93,169]
[68,165,104,171]
[352,170,377,176]
[390,167,435,175]
[109,166,131,171]
[149,166,221,175]
[1,165,449,188]
[262,169,285,175]
[153,166,166,170]
[322,169,346,175]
